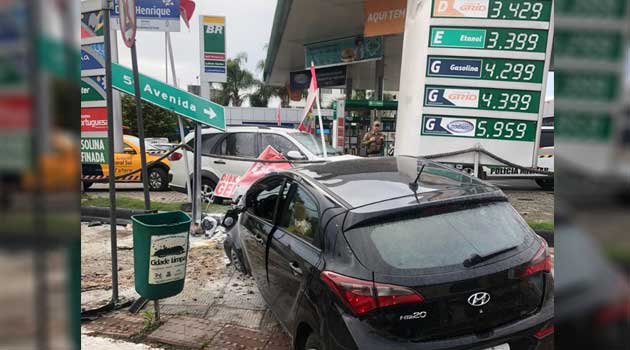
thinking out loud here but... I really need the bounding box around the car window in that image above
[539,130,554,148]
[278,183,319,241]
[344,202,534,272]
[261,133,301,156]
[202,133,223,154]
[246,177,285,222]
[216,133,257,157]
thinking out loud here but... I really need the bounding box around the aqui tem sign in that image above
[112,63,225,130]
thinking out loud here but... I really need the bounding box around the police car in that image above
[481,126,554,190]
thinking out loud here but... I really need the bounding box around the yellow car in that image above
[81,135,171,191]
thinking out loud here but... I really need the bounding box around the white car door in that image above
[211,132,259,178]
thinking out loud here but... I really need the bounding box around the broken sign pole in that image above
[191,123,203,234]
[103,0,119,304]
[166,32,192,203]
[130,44,151,211]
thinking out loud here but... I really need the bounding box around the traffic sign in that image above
[111,63,225,130]
[119,0,137,48]
[112,0,181,32]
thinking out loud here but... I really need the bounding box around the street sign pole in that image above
[166,32,192,203]
[192,124,202,230]
[103,0,119,304]
[131,44,151,211]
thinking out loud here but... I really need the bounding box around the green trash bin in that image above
[131,211,191,300]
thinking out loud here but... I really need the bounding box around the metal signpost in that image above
[395,0,554,171]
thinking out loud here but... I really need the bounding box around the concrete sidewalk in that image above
[81,222,291,349]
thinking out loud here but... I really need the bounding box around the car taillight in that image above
[320,271,424,316]
[534,324,554,339]
[518,239,552,278]
[168,152,183,161]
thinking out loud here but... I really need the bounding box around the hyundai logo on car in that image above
[468,292,491,307]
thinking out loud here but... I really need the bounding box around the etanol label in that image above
[431,27,486,48]
[149,232,188,285]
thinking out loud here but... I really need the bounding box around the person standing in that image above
[361,121,385,157]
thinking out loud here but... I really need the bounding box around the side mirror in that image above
[286,150,305,160]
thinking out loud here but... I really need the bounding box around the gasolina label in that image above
[149,232,188,285]
[427,57,482,78]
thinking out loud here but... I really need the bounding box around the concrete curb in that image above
[81,206,157,221]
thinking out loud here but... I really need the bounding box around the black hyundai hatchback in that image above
[231,156,553,350]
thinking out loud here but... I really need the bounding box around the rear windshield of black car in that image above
[344,202,534,273]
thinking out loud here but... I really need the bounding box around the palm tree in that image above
[211,52,256,107]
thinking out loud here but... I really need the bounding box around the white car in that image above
[168,125,355,194]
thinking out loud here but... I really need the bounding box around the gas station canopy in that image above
[264,0,404,91]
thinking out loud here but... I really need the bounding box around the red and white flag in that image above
[297,63,318,132]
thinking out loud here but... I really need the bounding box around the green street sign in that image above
[425,86,541,113]
[112,63,225,130]
[430,27,548,52]
[81,137,109,164]
[422,115,537,142]
[426,56,545,83]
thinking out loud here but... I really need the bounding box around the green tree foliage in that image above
[121,95,182,140]
[211,52,256,107]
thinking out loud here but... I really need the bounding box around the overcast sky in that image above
[116,0,277,88]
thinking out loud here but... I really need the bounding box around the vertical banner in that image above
[200,15,227,95]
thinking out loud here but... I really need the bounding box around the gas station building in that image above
[263,0,406,155]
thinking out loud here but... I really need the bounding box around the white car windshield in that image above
[290,132,340,156]
[126,135,160,151]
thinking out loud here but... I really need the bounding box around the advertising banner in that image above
[237,146,293,190]
[81,107,108,133]
[80,43,105,71]
[213,173,241,199]
[290,65,346,90]
[80,137,109,164]
[111,0,180,32]
[363,0,407,37]
[81,10,105,40]
[305,35,383,69]
[81,76,107,103]
[200,15,227,84]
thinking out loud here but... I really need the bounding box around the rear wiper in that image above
[463,245,518,268]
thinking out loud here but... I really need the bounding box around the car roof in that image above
[289,156,502,209]
[201,125,299,134]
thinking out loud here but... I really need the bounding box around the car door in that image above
[266,180,322,329]
[211,132,259,177]
[239,176,286,301]
[112,142,136,179]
